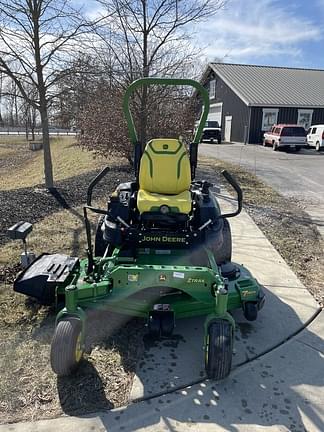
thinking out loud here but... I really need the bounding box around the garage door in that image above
[208,103,222,126]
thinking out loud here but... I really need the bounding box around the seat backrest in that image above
[139,139,191,194]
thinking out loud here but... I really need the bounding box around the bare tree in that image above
[79,83,133,163]
[0,0,93,188]
[52,54,104,128]
[95,0,225,145]
[78,80,196,164]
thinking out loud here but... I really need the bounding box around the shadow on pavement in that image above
[79,290,323,432]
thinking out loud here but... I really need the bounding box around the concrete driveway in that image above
[199,143,324,237]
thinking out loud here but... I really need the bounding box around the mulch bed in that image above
[0,165,132,248]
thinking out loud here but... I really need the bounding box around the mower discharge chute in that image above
[13,78,265,380]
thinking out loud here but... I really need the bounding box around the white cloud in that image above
[194,0,322,63]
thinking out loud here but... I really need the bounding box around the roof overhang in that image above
[249,103,324,108]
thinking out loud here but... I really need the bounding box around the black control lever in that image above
[87,166,110,206]
[220,170,243,218]
[84,166,110,274]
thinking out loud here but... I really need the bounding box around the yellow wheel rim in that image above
[75,334,83,362]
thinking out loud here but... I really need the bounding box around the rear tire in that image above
[262,139,267,147]
[272,141,278,151]
[316,141,321,152]
[213,219,232,265]
[50,318,83,376]
[205,320,233,380]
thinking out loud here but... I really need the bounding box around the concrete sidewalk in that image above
[130,204,320,400]
[1,207,322,432]
[6,311,322,432]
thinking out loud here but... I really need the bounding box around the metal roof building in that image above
[201,63,324,144]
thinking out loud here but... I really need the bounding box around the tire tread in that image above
[205,320,233,380]
[50,319,82,376]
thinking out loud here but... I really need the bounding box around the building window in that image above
[297,109,313,130]
[209,79,216,99]
[262,108,279,131]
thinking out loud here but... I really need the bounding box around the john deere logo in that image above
[159,274,167,281]
[143,235,185,243]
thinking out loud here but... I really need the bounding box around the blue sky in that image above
[77,0,324,69]
[195,0,324,69]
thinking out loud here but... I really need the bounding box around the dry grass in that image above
[0,138,139,424]
[0,137,32,158]
[0,197,144,424]
[0,137,123,191]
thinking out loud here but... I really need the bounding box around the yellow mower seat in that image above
[137,189,191,214]
[137,139,192,214]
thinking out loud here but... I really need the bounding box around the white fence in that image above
[0,129,78,136]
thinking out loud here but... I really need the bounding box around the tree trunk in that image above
[33,5,54,188]
[39,97,54,188]
[31,106,36,141]
[25,119,29,140]
[139,83,148,148]
[14,85,18,126]
[139,0,148,149]
[0,71,3,127]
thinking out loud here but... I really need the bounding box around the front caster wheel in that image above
[205,320,233,380]
[243,302,258,321]
[50,318,84,376]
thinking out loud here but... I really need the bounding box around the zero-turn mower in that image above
[11,78,265,380]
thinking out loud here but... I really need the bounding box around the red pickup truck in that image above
[263,124,307,151]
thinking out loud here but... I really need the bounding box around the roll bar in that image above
[122,77,210,146]
[122,78,210,179]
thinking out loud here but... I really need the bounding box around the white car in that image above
[306,125,324,151]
